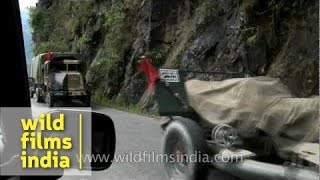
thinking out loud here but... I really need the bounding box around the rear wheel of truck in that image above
[48,98,54,107]
[162,117,207,180]
[84,96,91,107]
[30,90,34,98]
[46,94,55,107]
[36,89,43,103]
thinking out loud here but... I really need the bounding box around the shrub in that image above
[145,48,166,67]
[76,34,91,52]
[104,8,125,28]
[33,40,68,55]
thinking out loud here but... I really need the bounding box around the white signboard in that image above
[159,69,180,82]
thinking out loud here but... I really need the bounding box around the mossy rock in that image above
[246,34,257,46]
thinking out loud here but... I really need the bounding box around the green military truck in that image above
[29,52,90,107]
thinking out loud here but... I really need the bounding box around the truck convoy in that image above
[29,52,90,107]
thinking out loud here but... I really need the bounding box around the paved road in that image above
[31,99,238,180]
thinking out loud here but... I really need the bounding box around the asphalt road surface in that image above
[31,99,239,180]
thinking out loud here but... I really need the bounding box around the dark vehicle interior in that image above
[1,0,116,179]
[2,0,31,108]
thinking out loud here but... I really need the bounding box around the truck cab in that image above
[43,59,90,107]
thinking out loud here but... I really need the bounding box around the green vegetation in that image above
[88,32,130,85]
[246,34,257,46]
[145,48,166,67]
[104,8,125,28]
[89,4,132,87]
[33,40,69,55]
[29,7,56,44]
[74,1,94,26]
[75,34,91,53]
[294,56,317,78]
[29,1,93,55]
[89,56,117,80]
[92,88,159,117]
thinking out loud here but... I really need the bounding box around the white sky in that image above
[19,0,38,10]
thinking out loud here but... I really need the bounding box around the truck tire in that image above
[47,94,55,107]
[30,89,34,98]
[36,89,43,103]
[48,99,54,107]
[162,117,207,180]
[84,96,91,107]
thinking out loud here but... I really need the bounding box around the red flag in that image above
[45,51,53,61]
[138,58,160,90]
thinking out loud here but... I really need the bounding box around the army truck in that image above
[29,52,90,107]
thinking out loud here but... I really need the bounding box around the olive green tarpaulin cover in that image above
[185,77,319,143]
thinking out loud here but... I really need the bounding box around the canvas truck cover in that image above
[29,54,45,84]
[185,77,319,143]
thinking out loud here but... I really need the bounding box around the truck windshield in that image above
[48,63,79,72]
[67,64,79,71]
[49,63,66,72]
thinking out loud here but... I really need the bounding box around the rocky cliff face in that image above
[30,0,318,108]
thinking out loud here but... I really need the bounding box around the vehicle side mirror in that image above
[90,112,115,170]
[47,110,116,171]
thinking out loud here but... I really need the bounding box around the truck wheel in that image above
[47,95,55,107]
[48,99,54,107]
[30,90,34,98]
[84,97,91,107]
[162,117,207,180]
[36,90,43,103]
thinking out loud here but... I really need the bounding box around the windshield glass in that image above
[67,64,79,71]
[49,62,66,72]
[48,62,80,72]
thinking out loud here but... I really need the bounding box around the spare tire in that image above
[162,117,207,180]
